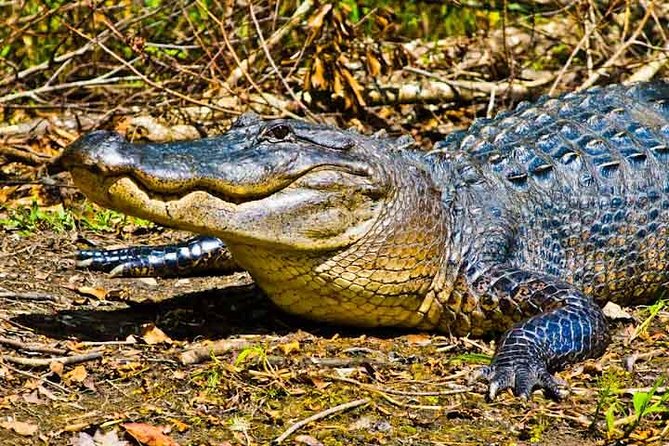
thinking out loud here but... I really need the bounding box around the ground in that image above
[1,228,668,446]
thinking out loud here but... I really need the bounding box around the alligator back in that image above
[432,82,669,306]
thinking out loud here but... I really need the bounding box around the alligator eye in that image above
[262,123,293,141]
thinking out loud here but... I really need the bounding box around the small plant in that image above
[77,202,152,232]
[190,353,226,392]
[0,201,152,235]
[631,299,666,341]
[448,352,493,365]
[623,377,669,438]
[591,368,628,438]
[0,202,75,235]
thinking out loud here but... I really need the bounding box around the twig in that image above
[331,375,471,397]
[248,3,315,120]
[0,75,141,103]
[63,23,239,115]
[225,0,314,87]
[273,398,370,444]
[0,145,51,166]
[624,42,669,84]
[3,351,103,368]
[0,336,67,355]
[180,338,256,365]
[2,362,72,394]
[78,339,137,347]
[193,0,301,119]
[577,3,654,91]
[548,25,597,96]
[0,291,59,301]
[376,391,455,411]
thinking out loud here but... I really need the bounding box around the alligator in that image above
[59,81,669,401]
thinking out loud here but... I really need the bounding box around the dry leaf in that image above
[141,324,173,345]
[65,365,88,383]
[50,361,64,376]
[405,333,432,346]
[308,57,327,90]
[278,340,300,355]
[74,428,130,446]
[339,67,366,107]
[366,51,382,77]
[123,423,180,446]
[77,286,108,300]
[310,377,331,390]
[307,4,332,29]
[168,418,189,433]
[0,420,39,436]
[22,390,46,405]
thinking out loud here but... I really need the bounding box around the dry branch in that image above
[3,351,103,368]
[364,75,555,106]
[578,4,654,91]
[248,2,315,119]
[0,336,67,355]
[273,398,370,444]
[225,0,315,87]
[0,291,60,301]
[179,338,257,365]
[0,145,51,166]
[625,43,669,84]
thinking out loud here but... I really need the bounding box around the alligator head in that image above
[60,113,449,328]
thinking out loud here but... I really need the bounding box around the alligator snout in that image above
[59,130,131,173]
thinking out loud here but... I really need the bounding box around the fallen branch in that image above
[179,338,257,365]
[624,43,669,84]
[366,75,554,106]
[0,74,141,104]
[0,336,67,355]
[273,398,370,444]
[0,145,51,166]
[0,291,60,301]
[2,351,103,368]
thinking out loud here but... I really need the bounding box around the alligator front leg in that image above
[470,264,609,401]
[76,236,242,277]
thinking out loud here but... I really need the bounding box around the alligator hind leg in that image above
[469,264,609,400]
[76,236,242,277]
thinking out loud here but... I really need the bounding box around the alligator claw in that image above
[475,361,567,401]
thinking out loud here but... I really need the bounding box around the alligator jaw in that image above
[64,129,383,251]
[90,173,377,250]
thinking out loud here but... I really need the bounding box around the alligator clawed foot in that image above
[473,361,568,401]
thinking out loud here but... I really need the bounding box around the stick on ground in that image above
[273,398,371,444]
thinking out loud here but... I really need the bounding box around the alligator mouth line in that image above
[98,164,375,207]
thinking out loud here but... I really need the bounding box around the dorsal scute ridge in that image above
[427,82,669,191]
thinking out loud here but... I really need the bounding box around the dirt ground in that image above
[0,228,668,446]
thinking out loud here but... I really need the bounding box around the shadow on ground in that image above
[13,282,412,343]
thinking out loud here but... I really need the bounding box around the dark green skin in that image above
[61,82,669,400]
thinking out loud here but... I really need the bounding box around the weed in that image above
[0,201,152,235]
[623,377,669,438]
[631,299,666,341]
[0,202,75,235]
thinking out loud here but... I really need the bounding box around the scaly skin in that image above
[59,82,669,400]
